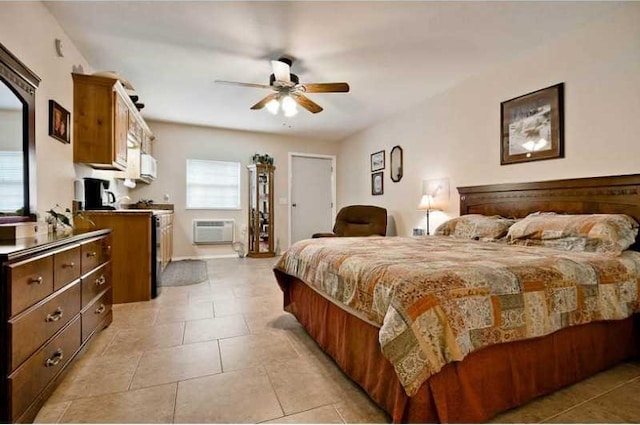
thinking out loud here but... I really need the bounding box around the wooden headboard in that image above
[458,174,640,248]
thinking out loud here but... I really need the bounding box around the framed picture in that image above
[500,83,564,165]
[371,171,384,196]
[370,150,385,172]
[49,100,70,144]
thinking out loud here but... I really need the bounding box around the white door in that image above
[290,155,334,244]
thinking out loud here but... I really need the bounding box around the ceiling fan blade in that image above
[215,80,272,89]
[271,60,291,83]
[292,94,323,114]
[250,93,279,110]
[301,82,350,93]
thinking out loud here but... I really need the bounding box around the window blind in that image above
[0,151,23,213]
[186,159,241,209]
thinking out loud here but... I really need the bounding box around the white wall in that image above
[131,120,340,258]
[0,2,129,220]
[337,3,640,237]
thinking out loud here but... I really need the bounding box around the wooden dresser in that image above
[0,229,112,423]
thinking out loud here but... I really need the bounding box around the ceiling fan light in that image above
[266,98,280,115]
[282,95,298,116]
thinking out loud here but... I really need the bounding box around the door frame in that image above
[288,152,337,248]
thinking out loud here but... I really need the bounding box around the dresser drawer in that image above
[81,262,111,307]
[53,245,81,291]
[9,317,81,422]
[9,281,81,371]
[7,255,54,317]
[81,288,112,341]
[81,235,112,274]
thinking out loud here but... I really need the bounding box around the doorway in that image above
[288,153,336,246]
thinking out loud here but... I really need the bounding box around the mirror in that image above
[0,43,40,221]
[0,83,23,214]
[390,145,403,182]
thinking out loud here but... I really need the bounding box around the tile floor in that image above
[34,257,640,424]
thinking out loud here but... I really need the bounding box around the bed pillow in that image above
[434,214,517,241]
[506,212,639,255]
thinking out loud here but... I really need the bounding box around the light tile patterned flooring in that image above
[34,257,640,423]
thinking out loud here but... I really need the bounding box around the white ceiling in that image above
[44,1,617,142]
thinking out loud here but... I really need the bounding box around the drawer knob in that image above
[95,304,106,315]
[30,276,43,285]
[86,251,97,258]
[45,307,64,322]
[62,262,75,268]
[95,275,106,286]
[45,348,64,367]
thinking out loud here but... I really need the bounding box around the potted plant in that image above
[251,153,274,166]
[45,205,94,235]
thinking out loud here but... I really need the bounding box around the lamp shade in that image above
[418,194,438,211]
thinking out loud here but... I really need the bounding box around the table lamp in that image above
[418,193,440,235]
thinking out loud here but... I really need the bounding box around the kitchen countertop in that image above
[82,209,173,215]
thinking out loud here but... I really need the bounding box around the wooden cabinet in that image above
[72,73,130,170]
[141,130,154,155]
[0,229,112,423]
[114,105,155,183]
[114,90,129,168]
[76,211,172,303]
[247,164,275,257]
[73,73,153,171]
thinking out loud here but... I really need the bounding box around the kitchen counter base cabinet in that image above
[0,229,112,423]
[76,210,173,304]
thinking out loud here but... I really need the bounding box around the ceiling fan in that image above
[215,56,349,116]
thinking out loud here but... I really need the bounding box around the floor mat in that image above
[160,259,208,286]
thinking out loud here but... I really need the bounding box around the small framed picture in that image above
[49,100,70,144]
[370,150,385,172]
[500,83,564,165]
[371,171,384,196]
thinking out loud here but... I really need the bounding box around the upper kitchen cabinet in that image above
[114,112,156,183]
[73,73,151,171]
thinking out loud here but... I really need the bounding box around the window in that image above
[0,151,23,213]
[186,159,241,209]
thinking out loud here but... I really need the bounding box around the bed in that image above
[273,174,640,423]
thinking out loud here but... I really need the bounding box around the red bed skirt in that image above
[274,270,640,423]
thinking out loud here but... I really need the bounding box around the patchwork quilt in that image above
[274,236,640,396]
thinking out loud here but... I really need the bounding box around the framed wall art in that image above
[371,171,383,195]
[49,100,71,144]
[500,83,564,165]
[370,150,385,172]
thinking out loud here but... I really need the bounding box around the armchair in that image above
[312,205,387,238]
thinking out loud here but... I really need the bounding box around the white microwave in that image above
[140,154,157,180]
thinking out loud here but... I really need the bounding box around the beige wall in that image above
[337,3,640,237]
[0,2,129,221]
[131,120,340,258]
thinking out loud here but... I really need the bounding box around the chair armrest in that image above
[312,232,337,238]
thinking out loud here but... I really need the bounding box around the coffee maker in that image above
[78,177,116,210]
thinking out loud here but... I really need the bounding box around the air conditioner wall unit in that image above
[193,219,235,245]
